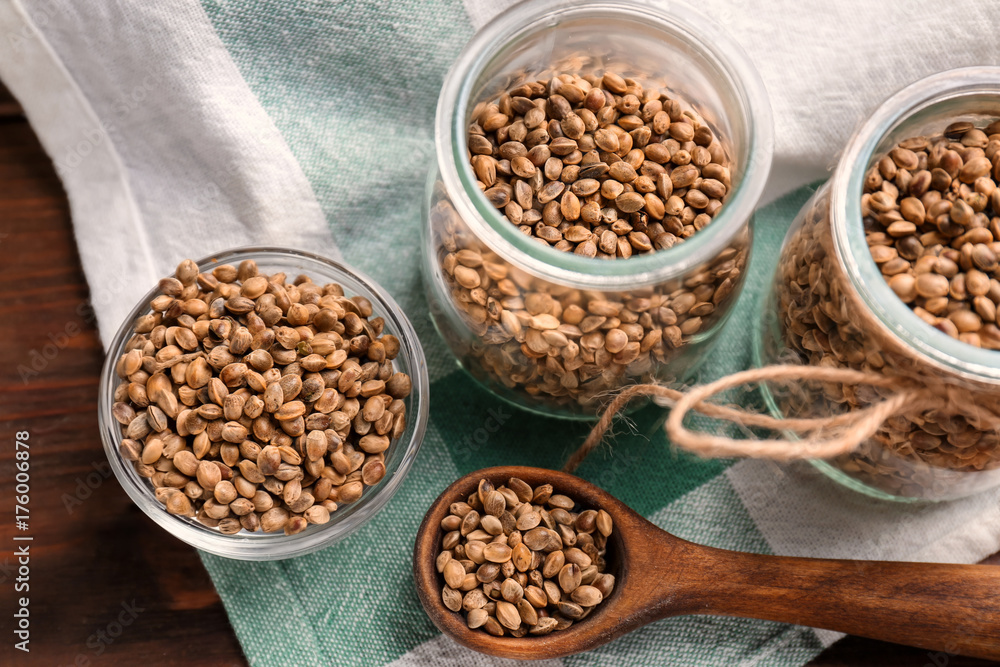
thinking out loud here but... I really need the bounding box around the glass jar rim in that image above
[98,246,430,560]
[435,0,773,290]
[831,67,1000,383]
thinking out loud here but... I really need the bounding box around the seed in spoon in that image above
[512,543,532,572]
[467,608,489,629]
[556,601,585,620]
[484,543,513,563]
[434,477,615,637]
[444,560,466,589]
[529,617,558,635]
[501,578,524,604]
[481,514,503,535]
[496,601,522,630]
[596,510,613,537]
[571,585,604,606]
[442,586,462,612]
[559,563,582,593]
[523,526,557,551]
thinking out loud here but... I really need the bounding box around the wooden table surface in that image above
[0,81,996,666]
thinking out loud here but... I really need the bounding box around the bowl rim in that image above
[98,246,430,560]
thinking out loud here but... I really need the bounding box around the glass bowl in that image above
[99,247,430,559]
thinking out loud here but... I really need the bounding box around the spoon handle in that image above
[665,541,1000,659]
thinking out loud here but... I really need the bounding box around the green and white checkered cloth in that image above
[5,0,1000,665]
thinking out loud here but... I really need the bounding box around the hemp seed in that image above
[112,258,413,535]
[468,71,732,257]
[863,122,1000,347]
[435,477,614,637]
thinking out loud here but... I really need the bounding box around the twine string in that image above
[563,365,942,474]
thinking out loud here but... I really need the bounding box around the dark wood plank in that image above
[0,80,22,119]
[0,116,246,666]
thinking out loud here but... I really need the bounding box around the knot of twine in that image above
[563,364,1000,474]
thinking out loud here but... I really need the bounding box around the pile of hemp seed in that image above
[468,71,732,258]
[437,477,615,636]
[111,258,412,535]
[862,120,1000,348]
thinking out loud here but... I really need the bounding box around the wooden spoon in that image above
[413,466,1000,661]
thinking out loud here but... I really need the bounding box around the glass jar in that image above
[757,68,1000,501]
[99,247,429,560]
[423,0,773,417]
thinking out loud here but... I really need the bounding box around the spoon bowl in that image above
[413,466,1000,661]
[414,466,633,659]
